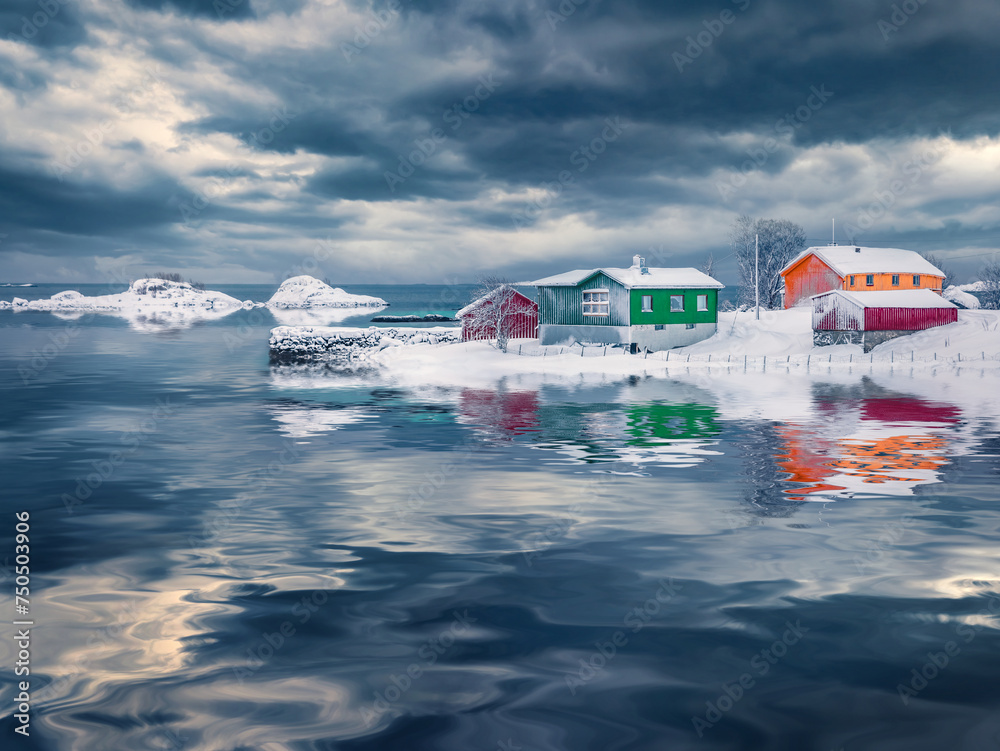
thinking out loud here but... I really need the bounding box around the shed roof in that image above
[456,286,535,318]
[811,289,958,309]
[529,266,724,290]
[781,246,945,277]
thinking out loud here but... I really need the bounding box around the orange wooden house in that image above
[780,245,945,308]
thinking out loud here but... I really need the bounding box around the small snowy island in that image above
[0,275,388,330]
[266,276,387,309]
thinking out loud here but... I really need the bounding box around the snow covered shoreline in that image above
[269,308,1000,380]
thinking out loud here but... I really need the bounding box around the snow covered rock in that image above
[944,285,981,309]
[269,325,459,362]
[266,276,387,309]
[15,279,243,313]
[1,279,244,331]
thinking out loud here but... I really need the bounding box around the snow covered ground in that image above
[271,308,1000,387]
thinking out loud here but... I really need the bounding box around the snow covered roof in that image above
[456,286,535,318]
[529,266,724,290]
[781,246,945,277]
[812,289,958,309]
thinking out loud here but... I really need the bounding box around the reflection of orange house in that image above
[775,396,959,500]
[780,246,946,308]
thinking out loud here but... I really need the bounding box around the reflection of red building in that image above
[459,390,539,437]
[776,395,960,500]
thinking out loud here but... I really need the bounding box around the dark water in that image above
[1,287,999,751]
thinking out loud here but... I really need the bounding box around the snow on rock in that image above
[944,285,982,309]
[17,279,243,313]
[267,276,387,309]
[3,279,244,331]
[269,325,459,362]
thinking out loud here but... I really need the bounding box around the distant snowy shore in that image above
[269,308,1000,382]
[0,275,388,329]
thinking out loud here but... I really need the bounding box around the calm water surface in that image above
[1,287,999,751]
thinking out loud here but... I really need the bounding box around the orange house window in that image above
[892,274,900,286]
[866,274,874,286]
[849,275,855,286]
[913,275,920,285]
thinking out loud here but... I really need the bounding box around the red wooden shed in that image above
[458,288,538,342]
[812,289,957,332]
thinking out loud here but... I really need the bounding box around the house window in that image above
[866,274,874,286]
[697,294,708,311]
[685,323,695,330]
[849,275,855,286]
[654,324,664,331]
[583,289,609,316]
[913,275,920,286]
[670,294,684,312]
[641,295,653,312]
[892,274,900,286]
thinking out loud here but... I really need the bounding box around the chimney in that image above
[855,247,861,253]
[632,255,649,274]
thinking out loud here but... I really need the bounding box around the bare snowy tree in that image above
[979,261,1000,310]
[921,253,953,289]
[730,215,807,309]
[699,253,716,278]
[464,275,535,352]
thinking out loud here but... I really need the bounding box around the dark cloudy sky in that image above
[2,0,999,284]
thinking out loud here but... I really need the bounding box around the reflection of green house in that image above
[625,403,721,446]
[529,255,725,351]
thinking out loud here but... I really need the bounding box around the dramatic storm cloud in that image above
[1,0,999,283]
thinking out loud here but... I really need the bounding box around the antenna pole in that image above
[832,218,836,245]
[755,233,760,320]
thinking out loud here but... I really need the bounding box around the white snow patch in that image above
[944,285,981,309]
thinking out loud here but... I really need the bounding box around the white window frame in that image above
[670,294,684,312]
[697,294,708,312]
[582,289,609,316]
[913,274,920,286]
[641,295,653,312]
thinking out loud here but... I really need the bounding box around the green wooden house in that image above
[528,256,724,351]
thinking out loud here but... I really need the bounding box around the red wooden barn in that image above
[458,288,538,342]
[812,289,958,332]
